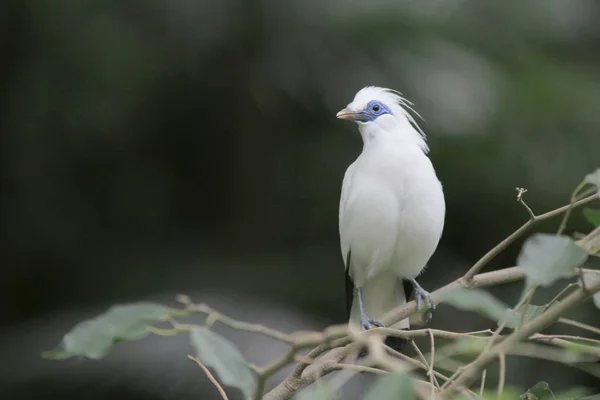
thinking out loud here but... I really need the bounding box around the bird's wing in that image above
[339,163,355,267]
[339,164,355,219]
[339,164,356,316]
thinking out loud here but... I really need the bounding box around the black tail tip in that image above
[384,336,409,353]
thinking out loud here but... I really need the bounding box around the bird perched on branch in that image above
[337,86,445,339]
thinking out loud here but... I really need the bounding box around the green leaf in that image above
[584,169,600,186]
[364,373,416,400]
[564,340,594,354]
[499,304,546,329]
[520,381,556,400]
[453,338,487,354]
[518,234,588,287]
[579,271,600,309]
[43,302,169,360]
[458,388,520,400]
[294,383,336,400]
[583,208,600,227]
[441,288,508,321]
[190,328,256,399]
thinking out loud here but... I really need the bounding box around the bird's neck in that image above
[358,122,429,153]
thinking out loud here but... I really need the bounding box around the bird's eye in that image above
[372,104,380,112]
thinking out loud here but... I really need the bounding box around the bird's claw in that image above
[360,316,385,331]
[414,287,436,323]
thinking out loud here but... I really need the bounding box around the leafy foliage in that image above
[583,208,600,227]
[521,381,555,400]
[363,373,415,400]
[441,288,507,320]
[190,328,256,399]
[499,304,547,329]
[518,234,588,287]
[455,385,598,400]
[465,389,521,400]
[452,337,487,354]
[42,302,169,360]
[35,171,600,400]
[520,381,597,400]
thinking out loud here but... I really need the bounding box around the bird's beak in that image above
[336,108,359,120]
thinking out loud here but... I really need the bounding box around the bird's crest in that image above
[351,86,427,149]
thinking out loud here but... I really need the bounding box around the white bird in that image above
[337,86,445,333]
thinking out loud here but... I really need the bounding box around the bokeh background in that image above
[2,0,600,399]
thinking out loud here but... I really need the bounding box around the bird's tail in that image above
[349,272,409,330]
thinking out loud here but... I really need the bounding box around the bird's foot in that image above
[411,281,436,323]
[360,315,385,331]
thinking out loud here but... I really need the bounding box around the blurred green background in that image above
[1,1,599,399]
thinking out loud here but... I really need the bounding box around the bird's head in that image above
[336,86,428,152]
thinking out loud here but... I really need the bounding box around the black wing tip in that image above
[384,336,409,353]
[344,250,354,317]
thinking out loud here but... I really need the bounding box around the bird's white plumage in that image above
[338,86,445,330]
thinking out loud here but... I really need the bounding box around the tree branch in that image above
[441,278,600,396]
[188,355,230,400]
[497,353,506,397]
[463,193,598,280]
[263,267,525,400]
[184,191,599,400]
[186,303,294,344]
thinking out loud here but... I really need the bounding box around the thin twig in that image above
[497,353,506,396]
[427,329,438,398]
[482,286,536,357]
[519,286,537,329]
[440,367,464,391]
[188,303,293,343]
[463,193,598,280]
[428,330,436,381]
[509,342,598,364]
[516,187,535,220]
[479,370,487,396]
[463,222,534,281]
[410,340,430,369]
[188,355,229,400]
[544,283,578,310]
[389,346,459,387]
[530,335,600,358]
[532,333,600,345]
[372,327,493,341]
[558,318,600,336]
[557,180,587,235]
[382,345,481,399]
[442,278,600,396]
[410,340,440,389]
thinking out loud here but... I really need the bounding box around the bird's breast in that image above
[340,146,445,282]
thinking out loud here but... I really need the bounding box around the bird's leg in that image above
[409,278,436,323]
[356,287,385,330]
